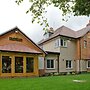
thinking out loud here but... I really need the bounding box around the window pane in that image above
[66,60,72,68]
[47,60,50,68]
[88,61,90,67]
[61,39,63,46]
[51,60,54,68]
[2,56,11,73]
[55,39,60,48]
[15,57,23,73]
[69,61,71,68]
[26,57,34,73]
[64,40,67,47]
[47,59,54,69]
[66,60,68,68]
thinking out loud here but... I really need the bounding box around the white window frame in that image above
[66,60,72,69]
[55,39,60,48]
[87,60,90,68]
[60,38,67,47]
[46,59,55,69]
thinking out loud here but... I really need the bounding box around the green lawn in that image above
[0,74,90,90]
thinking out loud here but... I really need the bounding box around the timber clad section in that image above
[0,27,45,77]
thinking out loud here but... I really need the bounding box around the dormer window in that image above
[44,33,49,39]
[43,27,54,39]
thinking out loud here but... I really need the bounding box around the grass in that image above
[0,74,90,90]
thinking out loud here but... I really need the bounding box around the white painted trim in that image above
[87,60,90,68]
[46,59,55,69]
[66,60,73,69]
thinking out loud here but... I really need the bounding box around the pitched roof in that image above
[38,26,76,45]
[0,26,46,54]
[0,43,41,54]
[54,26,76,38]
[38,25,90,45]
[76,26,90,38]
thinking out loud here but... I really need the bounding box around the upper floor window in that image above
[61,38,67,47]
[55,39,60,48]
[66,60,72,69]
[84,40,87,48]
[55,38,67,48]
[46,59,55,69]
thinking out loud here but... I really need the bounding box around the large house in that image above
[0,21,90,77]
[38,21,90,74]
[0,27,45,77]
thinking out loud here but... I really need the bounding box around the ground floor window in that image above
[1,55,35,74]
[2,56,11,73]
[46,59,55,69]
[26,57,34,73]
[87,60,90,68]
[66,60,72,69]
[15,57,23,73]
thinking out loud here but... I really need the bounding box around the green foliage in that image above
[73,0,90,16]
[15,0,90,30]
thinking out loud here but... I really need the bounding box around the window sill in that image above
[66,68,73,70]
[54,46,60,48]
[87,67,90,69]
[60,46,67,48]
[46,68,55,70]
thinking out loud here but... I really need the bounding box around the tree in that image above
[16,0,90,30]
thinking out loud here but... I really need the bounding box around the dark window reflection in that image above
[2,56,11,73]
[15,57,23,73]
[26,57,34,73]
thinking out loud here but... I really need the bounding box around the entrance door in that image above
[15,57,23,73]
[2,56,11,73]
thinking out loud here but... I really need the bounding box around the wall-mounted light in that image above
[62,59,64,61]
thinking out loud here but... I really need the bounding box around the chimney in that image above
[86,20,90,27]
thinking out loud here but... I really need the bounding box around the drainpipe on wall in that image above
[58,36,61,74]
[79,38,81,73]
[57,54,60,74]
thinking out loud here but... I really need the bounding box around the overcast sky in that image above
[0,0,90,43]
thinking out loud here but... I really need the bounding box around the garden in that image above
[0,74,90,90]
